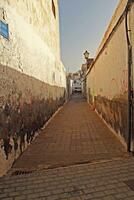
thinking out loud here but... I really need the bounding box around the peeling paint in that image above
[0,64,66,176]
[0,0,66,176]
[94,95,128,142]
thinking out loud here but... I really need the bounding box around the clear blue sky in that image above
[59,0,119,72]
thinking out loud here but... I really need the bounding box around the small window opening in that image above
[52,0,56,19]
[0,20,9,39]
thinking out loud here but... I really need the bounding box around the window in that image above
[52,0,56,19]
[0,20,9,39]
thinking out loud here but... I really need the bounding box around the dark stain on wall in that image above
[88,90,128,143]
[0,64,66,160]
[0,96,65,159]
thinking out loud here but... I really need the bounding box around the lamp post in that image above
[84,50,89,62]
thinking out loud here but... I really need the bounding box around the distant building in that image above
[66,71,83,95]
[72,71,82,93]
[72,79,82,93]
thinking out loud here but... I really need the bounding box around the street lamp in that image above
[84,50,89,61]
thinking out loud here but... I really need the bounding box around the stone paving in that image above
[11,94,126,171]
[1,157,134,199]
[1,94,133,200]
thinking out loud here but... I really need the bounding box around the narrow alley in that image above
[0,0,134,199]
[11,94,126,172]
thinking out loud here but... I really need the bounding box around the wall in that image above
[86,0,134,147]
[0,0,66,176]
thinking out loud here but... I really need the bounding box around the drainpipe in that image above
[125,0,133,152]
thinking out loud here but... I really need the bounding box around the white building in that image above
[72,71,82,93]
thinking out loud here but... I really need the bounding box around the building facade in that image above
[86,0,134,150]
[0,0,66,176]
[72,71,82,93]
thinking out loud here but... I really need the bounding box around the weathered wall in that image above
[87,0,134,147]
[0,0,66,87]
[0,0,66,176]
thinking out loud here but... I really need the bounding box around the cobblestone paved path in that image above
[11,94,126,171]
[1,94,133,200]
[1,157,134,199]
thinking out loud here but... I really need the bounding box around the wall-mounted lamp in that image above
[84,50,89,60]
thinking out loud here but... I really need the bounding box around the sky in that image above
[59,0,120,72]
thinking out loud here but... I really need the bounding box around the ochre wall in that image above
[0,0,66,176]
[87,0,134,147]
[0,0,66,87]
